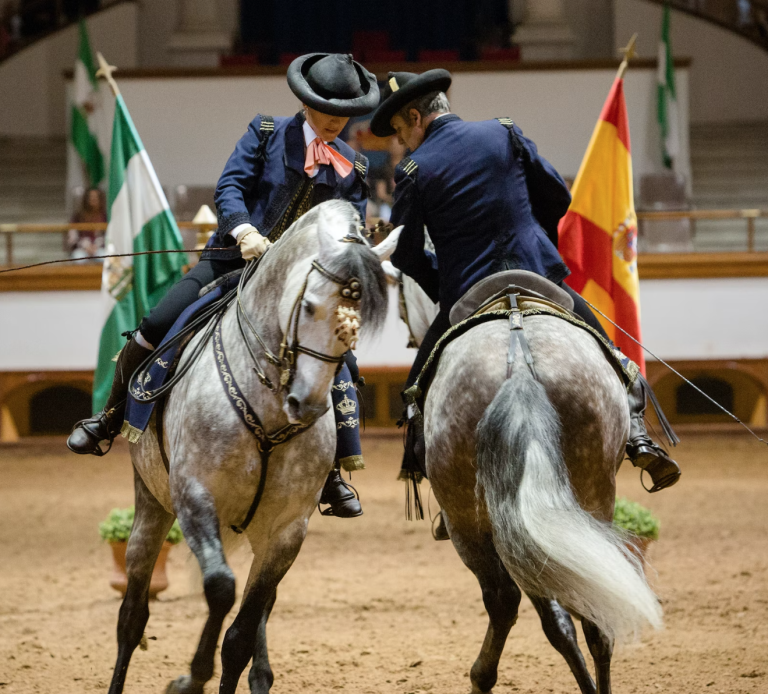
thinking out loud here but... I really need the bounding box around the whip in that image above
[0,248,231,275]
[582,297,768,446]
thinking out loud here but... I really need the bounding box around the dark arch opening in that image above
[676,377,734,416]
[29,386,91,435]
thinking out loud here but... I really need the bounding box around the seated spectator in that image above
[67,187,106,260]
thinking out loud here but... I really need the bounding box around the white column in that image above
[167,0,231,68]
[514,0,576,61]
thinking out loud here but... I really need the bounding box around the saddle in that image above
[449,270,574,325]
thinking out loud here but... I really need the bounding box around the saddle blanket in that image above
[122,275,239,443]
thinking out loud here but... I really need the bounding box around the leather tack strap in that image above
[506,293,537,380]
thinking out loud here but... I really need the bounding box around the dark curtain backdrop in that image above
[239,0,509,61]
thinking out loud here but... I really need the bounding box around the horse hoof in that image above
[166,675,203,694]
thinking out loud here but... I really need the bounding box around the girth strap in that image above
[213,320,313,533]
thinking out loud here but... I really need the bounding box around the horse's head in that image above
[265,202,389,425]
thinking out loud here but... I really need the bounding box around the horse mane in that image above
[265,200,388,335]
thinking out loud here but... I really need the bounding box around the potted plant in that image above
[613,496,660,561]
[99,506,184,598]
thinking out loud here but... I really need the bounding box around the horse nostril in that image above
[287,394,301,417]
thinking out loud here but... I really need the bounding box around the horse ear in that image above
[372,225,403,262]
[317,223,341,264]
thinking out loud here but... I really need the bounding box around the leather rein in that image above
[234,238,364,391]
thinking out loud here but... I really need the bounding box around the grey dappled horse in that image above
[382,236,662,694]
[108,201,389,694]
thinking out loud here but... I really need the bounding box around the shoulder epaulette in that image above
[398,156,418,178]
[255,115,275,162]
[353,151,368,179]
[496,117,523,159]
[353,151,371,197]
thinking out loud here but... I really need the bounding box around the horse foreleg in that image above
[108,468,175,694]
[582,619,613,694]
[451,531,522,694]
[219,523,306,694]
[167,477,236,694]
[529,598,596,694]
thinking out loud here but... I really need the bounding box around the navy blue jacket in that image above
[205,112,368,260]
[390,114,571,309]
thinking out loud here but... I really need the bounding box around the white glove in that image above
[237,226,271,260]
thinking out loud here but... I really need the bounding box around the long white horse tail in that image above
[474,368,663,642]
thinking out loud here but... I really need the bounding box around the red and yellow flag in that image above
[558,77,644,373]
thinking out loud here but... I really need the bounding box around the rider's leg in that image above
[558,281,680,492]
[402,311,453,538]
[320,357,364,517]
[67,259,240,456]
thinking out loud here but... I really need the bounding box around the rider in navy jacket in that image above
[209,111,368,261]
[68,53,382,517]
[388,113,571,311]
[370,70,680,529]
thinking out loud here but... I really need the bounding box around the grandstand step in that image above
[0,136,67,225]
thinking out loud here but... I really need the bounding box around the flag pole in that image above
[616,33,638,81]
[95,52,121,98]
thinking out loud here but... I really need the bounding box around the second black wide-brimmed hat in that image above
[370,69,453,137]
[287,53,379,117]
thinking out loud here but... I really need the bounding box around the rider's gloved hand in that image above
[237,226,271,260]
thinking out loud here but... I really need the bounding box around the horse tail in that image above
[475,368,663,643]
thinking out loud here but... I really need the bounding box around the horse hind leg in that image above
[219,523,306,694]
[108,468,175,694]
[529,597,596,694]
[167,477,236,694]
[582,619,614,694]
[450,530,522,694]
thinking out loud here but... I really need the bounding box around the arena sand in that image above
[0,434,766,693]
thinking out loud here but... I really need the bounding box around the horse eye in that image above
[302,299,316,316]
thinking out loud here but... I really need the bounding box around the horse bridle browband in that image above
[235,236,364,392]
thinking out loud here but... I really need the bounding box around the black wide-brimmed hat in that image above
[370,69,453,137]
[287,53,379,117]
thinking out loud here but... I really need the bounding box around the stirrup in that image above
[318,475,362,517]
[67,416,115,457]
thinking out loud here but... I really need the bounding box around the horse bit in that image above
[235,234,364,392]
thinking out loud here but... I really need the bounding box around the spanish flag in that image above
[558,76,644,374]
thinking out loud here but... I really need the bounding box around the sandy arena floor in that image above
[0,433,767,694]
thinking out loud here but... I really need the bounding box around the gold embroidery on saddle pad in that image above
[473,295,572,320]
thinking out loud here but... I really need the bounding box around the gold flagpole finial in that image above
[95,52,121,98]
[616,33,638,81]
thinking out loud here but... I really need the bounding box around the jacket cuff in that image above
[217,210,252,236]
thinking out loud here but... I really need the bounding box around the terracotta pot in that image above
[625,535,654,563]
[109,541,173,598]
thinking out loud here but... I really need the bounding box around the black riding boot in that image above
[319,462,363,518]
[67,337,152,456]
[626,377,681,492]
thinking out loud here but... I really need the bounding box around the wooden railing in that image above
[636,208,768,252]
[646,0,768,52]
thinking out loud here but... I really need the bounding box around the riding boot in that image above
[319,462,363,517]
[67,337,152,456]
[626,377,681,492]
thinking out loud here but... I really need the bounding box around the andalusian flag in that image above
[657,4,679,169]
[71,19,105,187]
[558,76,644,373]
[93,95,186,411]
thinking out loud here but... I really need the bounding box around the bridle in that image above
[235,234,364,392]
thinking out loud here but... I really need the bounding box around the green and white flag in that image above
[657,4,679,169]
[93,94,186,411]
[71,19,105,187]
